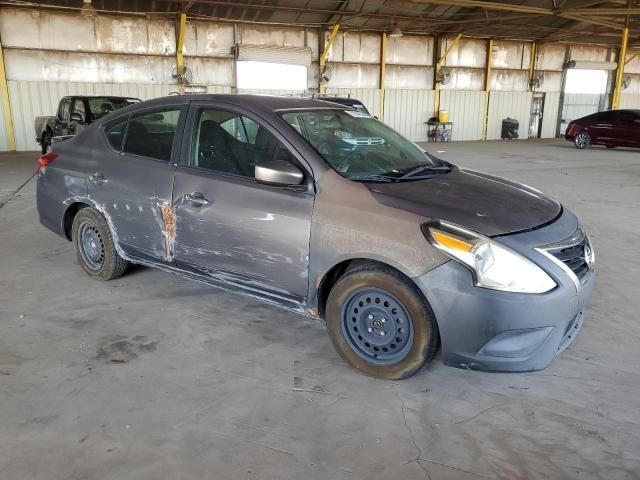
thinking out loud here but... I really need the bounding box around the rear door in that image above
[88,105,187,263]
[171,103,315,301]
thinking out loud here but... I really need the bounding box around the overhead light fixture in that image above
[390,27,403,38]
[81,0,96,16]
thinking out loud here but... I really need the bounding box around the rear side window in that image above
[123,109,181,161]
[593,111,617,122]
[104,117,128,151]
[618,110,636,123]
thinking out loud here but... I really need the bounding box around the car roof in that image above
[64,95,140,99]
[133,94,347,111]
[314,96,364,105]
[94,94,350,126]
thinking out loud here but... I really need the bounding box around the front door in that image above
[171,105,314,301]
[88,105,186,263]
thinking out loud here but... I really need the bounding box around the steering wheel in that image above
[335,149,363,173]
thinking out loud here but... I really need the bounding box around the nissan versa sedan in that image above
[36,95,595,379]
[565,109,640,149]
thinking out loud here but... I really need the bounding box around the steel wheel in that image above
[340,288,414,365]
[78,220,105,270]
[574,131,590,149]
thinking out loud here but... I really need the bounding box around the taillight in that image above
[38,152,58,171]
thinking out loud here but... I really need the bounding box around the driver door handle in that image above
[184,192,210,207]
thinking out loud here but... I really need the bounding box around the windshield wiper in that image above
[398,164,452,179]
[348,174,396,183]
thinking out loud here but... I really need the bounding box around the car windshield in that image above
[281,109,450,181]
[88,97,140,120]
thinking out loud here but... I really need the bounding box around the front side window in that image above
[281,109,450,181]
[192,109,286,178]
[123,108,181,161]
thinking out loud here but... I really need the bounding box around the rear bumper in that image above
[414,209,594,372]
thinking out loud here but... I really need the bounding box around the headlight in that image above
[424,221,557,294]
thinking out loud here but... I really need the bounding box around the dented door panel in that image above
[172,168,314,299]
[87,152,176,262]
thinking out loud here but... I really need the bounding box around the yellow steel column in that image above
[175,13,187,91]
[528,42,536,92]
[0,33,16,151]
[481,38,494,141]
[434,33,462,117]
[612,27,629,110]
[319,24,340,94]
[379,32,386,121]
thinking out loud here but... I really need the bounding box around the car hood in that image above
[367,168,561,237]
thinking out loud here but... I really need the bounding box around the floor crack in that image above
[399,398,432,480]
[0,172,36,210]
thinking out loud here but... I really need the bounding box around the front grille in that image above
[540,228,593,282]
[550,241,589,280]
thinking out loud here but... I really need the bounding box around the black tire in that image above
[325,263,439,380]
[41,131,52,155]
[71,207,129,281]
[605,145,616,149]
[574,131,591,149]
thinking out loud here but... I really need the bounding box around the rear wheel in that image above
[574,131,591,149]
[72,207,128,281]
[325,263,439,380]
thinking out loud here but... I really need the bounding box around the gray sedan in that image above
[36,95,594,379]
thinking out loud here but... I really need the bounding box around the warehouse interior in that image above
[1,1,639,479]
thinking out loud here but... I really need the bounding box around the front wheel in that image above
[574,131,591,149]
[325,264,439,380]
[72,207,129,281]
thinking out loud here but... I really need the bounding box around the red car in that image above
[565,109,640,149]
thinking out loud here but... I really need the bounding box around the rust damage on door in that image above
[160,201,176,261]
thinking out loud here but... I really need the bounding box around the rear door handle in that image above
[89,172,107,185]
[184,192,210,207]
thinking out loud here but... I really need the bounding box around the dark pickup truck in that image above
[35,95,140,153]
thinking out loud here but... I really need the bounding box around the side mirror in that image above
[70,112,84,124]
[255,160,304,187]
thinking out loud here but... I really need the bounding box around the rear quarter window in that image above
[122,108,182,161]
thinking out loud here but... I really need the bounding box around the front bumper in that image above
[414,209,594,372]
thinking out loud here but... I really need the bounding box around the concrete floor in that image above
[1,139,639,480]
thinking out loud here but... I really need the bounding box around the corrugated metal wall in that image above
[8,7,626,151]
[383,89,434,141]
[439,90,485,140]
[541,92,561,138]
[9,81,231,151]
[486,91,533,140]
[560,93,604,134]
[0,94,9,151]
[620,93,640,108]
